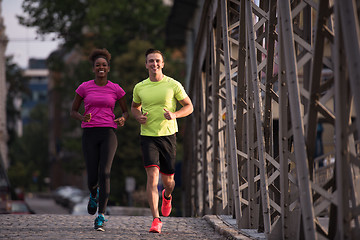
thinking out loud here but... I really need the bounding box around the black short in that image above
[140,134,176,175]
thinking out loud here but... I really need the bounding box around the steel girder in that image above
[184,0,360,239]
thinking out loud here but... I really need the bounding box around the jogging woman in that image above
[70,48,129,231]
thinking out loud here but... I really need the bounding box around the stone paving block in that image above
[0,215,232,240]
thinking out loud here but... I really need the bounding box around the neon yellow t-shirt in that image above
[133,75,188,136]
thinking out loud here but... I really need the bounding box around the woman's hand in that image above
[83,113,91,122]
[114,116,126,127]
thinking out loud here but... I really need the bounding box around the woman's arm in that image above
[70,93,91,122]
[114,97,129,127]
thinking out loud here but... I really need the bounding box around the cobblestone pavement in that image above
[9,194,256,239]
[0,214,237,240]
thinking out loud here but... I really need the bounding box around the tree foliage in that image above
[18,0,170,52]
[18,0,87,48]
[5,56,30,145]
[8,104,49,192]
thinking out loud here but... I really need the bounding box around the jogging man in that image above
[131,48,193,233]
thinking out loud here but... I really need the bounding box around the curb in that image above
[203,215,254,240]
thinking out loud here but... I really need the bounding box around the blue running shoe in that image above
[94,215,107,231]
[87,188,98,215]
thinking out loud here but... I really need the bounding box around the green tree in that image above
[18,0,170,52]
[8,104,49,192]
[5,56,29,145]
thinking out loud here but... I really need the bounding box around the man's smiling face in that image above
[145,53,164,75]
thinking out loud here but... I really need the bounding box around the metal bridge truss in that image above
[184,0,360,239]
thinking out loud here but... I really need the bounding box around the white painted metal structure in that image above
[184,0,360,239]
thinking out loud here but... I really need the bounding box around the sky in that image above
[2,0,62,68]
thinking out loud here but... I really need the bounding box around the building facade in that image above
[22,59,49,125]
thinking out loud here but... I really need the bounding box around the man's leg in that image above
[147,167,163,233]
[161,174,175,217]
[146,167,160,218]
[161,174,175,198]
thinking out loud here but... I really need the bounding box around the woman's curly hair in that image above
[89,48,111,65]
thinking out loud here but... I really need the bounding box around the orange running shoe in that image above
[149,218,162,233]
[161,189,172,217]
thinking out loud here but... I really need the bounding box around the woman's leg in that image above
[98,128,117,214]
[82,128,100,196]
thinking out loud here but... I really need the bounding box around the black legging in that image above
[82,127,117,214]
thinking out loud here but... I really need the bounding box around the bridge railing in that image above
[183,0,360,239]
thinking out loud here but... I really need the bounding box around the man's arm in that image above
[131,101,148,124]
[163,96,193,120]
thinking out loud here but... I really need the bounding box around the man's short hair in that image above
[145,48,164,62]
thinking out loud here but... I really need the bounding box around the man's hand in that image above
[163,108,176,120]
[137,112,148,124]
